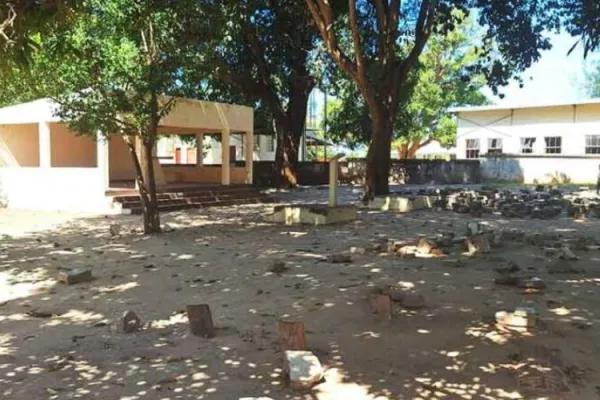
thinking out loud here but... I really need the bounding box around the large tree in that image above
[184,1,321,187]
[327,14,488,159]
[39,0,198,234]
[306,0,558,198]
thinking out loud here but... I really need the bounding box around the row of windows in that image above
[465,135,600,158]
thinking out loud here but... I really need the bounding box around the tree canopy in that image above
[327,14,488,158]
[306,0,561,197]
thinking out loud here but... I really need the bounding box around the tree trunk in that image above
[125,136,161,234]
[397,144,408,159]
[274,118,301,187]
[272,81,311,187]
[141,140,161,234]
[364,112,393,200]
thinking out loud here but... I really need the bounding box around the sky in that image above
[484,32,599,106]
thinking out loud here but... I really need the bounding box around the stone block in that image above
[465,235,491,255]
[283,350,323,390]
[370,294,393,319]
[365,195,434,213]
[326,254,352,264]
[121,310,142,333]
[57,268,93,285]
[186,304,215,338]
[495,310,535,331]
[278,320,306,351]
[400,293,426,310]
[417,238,436,255]
[266,204,357,225]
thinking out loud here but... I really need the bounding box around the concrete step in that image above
[127,197,270,215]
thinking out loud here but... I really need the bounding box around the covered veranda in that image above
[0,97,254,211]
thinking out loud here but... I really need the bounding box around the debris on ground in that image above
[268,260,289,274]
[57,268,93,285]
[284,350,324,390]
[326,253,352,264]
[120,310,142,333]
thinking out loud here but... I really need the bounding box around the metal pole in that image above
[324,89,328,162]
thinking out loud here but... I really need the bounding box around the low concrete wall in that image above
[481,156,600,184]
[0,167,108,211]
[254,159,480,186]
[341,159,481,185]
[253,161,330,186]
[162,164,247,184]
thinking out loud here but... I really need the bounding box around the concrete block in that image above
[283,350,323,390]
[266,204,357,225]
[186,304,215,338]
[365,195,434,213]
[58,268,93,285]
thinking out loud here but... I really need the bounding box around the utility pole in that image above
[323,89,328,162]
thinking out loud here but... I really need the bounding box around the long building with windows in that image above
[450,99,600,184]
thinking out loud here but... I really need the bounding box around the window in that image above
[487,138,503,156]
[544,136,562,154]
[520,137,536,154]
[263,135,275,152]
[586,135,600,154]
[465,139,480,159]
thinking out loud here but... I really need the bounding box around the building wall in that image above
[109,136,136,181]
[456,104,600,183]
[0,124,39,167]
[162,165,247,184]
[0,167,109,211]
[50,123,97,167]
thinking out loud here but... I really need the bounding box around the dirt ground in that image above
[1,186,600,400]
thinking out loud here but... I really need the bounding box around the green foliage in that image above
[42,0,197,140]
[328,15,488,151]
[0,1,77,71]
[585,61,600,98]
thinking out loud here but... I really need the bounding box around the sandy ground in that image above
[1,186,600,400]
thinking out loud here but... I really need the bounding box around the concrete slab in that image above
[266,204,357,225]
[364,195,435,213]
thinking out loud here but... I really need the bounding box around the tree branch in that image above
[244,20,285,120]
[306,0,378,112]
[348,0,367,84]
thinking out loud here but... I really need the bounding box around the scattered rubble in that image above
[268,260,289,274]
[120,310,142,333]
[392,185,600,220]
[58,268,93,285]
[326,253,352,264]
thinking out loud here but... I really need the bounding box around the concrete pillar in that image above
[221,130,230,185]
[38,121,51,168]
[97,132,109,191]
[196,133,204,167]
[329,159,339,207]
[245,131,253,184]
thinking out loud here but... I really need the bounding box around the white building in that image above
[451,99,600,184]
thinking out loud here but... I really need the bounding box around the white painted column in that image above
[221,130,231,185]
[38,121,51,168]
[245,131,254,184]
[196,133,204,167]
[329,159,339,207]
[96,132,109,191]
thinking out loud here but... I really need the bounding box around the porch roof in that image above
[0,97,254,134]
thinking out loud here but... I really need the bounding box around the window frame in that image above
[465,138,480,159]
[585,135,600,154]
[487,138,503,156]
[544,136,562,154]
[520,137,536,154]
